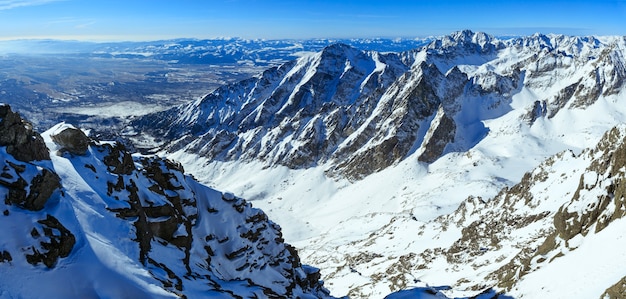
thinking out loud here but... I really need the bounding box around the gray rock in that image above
[0,104,50,162]
[51,127,90,155]
[0,105,60,211]
[3,166,61,211]
[418,110,456,163]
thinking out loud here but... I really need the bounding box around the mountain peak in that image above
[425,30,499,56]
[449,29,477,41]
[316,42,370,67]
[444,30,494,45]
[321,42,356,53]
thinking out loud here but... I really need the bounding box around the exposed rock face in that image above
[51,127,90,155]
[329,61,448,179]
[602,276,626,299]
[0,105,72,270]
[417,106,456,163]
[3,166,61,211]
[524,100,547,125]
[0,105,60,211]
[25,215,76,268]
[102,142,136,175]
[85,136,333,297]
[0,104,50,162]
[131,31,625,182]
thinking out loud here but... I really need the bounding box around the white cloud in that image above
[74,20,95,29]
[0,0,64,10]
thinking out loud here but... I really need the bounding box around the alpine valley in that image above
[2,30,626,298]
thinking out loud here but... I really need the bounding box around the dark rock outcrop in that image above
[418,108,456,163]
[0,105,61,211]
[3,167,61,211]
[26,215,76,268]
[0,105,74,269]
[0,104,50,162]
[51,127,91,155]
[102,142,136,175]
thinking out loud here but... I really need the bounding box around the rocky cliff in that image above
[132,31,626,182]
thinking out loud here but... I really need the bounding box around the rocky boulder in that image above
[0,104,50,162]
[51,127,90,155]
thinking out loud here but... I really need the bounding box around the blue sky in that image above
[0,0,624,41]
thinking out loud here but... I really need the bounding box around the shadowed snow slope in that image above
[0,104,334,298]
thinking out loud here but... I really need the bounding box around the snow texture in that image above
[0,114,333,298]
[136,31,626,298]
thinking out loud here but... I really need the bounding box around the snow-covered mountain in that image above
[134,30,625,180]
[133,42,420,179]
[130,30,626,298]
[0,104,334,298]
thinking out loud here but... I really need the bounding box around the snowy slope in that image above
[131,30,626,298]
[134,31,626,181]
[132,43,419,180]
[0,104,334,298]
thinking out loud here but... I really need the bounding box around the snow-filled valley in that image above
[2,30,626,298]
[132,30,626,298]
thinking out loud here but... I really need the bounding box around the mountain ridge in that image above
[132,30,626,180]
[0,104,334,298]
[129,30,626,297]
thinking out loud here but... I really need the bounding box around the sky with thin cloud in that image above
[0,0,624,41]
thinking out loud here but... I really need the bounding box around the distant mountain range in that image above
[131,30,626,298]
[133,30,626,180]
[0,37,433,133]
[0,37,432,66]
